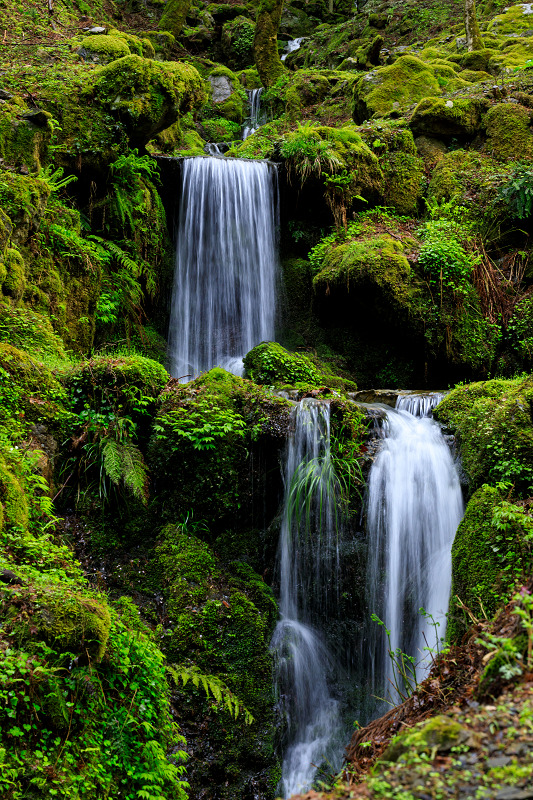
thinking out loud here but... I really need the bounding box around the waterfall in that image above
[168,157,278,381]
[271,399,344,799]
[366,393,464,703]
[281,37,305,61]
[242,88,264,139]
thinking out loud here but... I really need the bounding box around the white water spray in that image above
[272,400,344,799]
[366,393,464,700]
[168,157,278,380]
[242,88,265,139]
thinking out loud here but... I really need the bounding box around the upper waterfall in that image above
[168,156,278,381]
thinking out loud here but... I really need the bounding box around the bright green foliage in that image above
[243,341,357,390]
[79,33,131,62]
[149,368,291,527]
[447,484,533,641]
[244,341,321,385]
[169,664,254,723]
[418,220,477,298]
[434,376,533,495]
[499,165,533,219]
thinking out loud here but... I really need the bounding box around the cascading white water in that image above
[271,399,344,799]
[281,37,305,61]
[366,394,464,702]
[168,157,278,380]
[242,88,264,139]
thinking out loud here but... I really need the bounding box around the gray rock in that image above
[209,75,233,103]
[83,25,107,34]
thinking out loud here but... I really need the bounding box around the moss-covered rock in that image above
[410,96,486,138]
[0,99,51,171]
[78,33,131,63]
[445,485,532,642]
[434,376,533,494]
[93,55,207,148]
[359,123,424,215]
[353,55,469,122]
[483,102,533,161]
[381,715,467,763]
[220,15,256,70]
[64,354,169,436]
[2,247,26,300]
[0,172,50,246]
[148,368,291,530]
[243,341,357,390]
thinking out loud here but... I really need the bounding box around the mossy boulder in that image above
[243,341,357,390]
[0,99,51,171]
[140,30,176,58]
[483,103,533,161]
[353,55,469,122]
[149,112,206,155]
[64,354,168,435]
[148,368,291,530]
[445,485,533,641]
[0,449,29,529]
[93,55,207,147]
[78,34,131,63]
[220,15,256,70]
[2,247,26,300]
[4,578,111,662]
[434,376,533,494]
[410,96,486,138]
[359,124,424,216]
[488,3,533,36]
[0,172,50,246]
[381,716,467,763]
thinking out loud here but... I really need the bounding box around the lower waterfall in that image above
[167,156,278,381]
[366,394,464,702]
[271,399,344,799]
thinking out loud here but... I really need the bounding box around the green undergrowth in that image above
[434,375,533,494]
[243,341,357,391]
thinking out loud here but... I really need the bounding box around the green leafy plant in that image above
[418,219,476,300]
[499,165,533,219]
[168,665,254,724]
[153,403,247,451]
[371,614,418,703]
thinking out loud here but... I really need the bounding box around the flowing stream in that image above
[366,394,464,702]
[242,88,264,139]
[168,156,278,380]
[271,399,345,799]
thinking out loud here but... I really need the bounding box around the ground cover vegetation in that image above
[0,0,532,797]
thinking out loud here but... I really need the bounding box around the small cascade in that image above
[281,37,305,61]
[366,394,464,702]
[168,156,278,380]
[203,142,226,156]
[272,399,344,799]
[242,88,264,139]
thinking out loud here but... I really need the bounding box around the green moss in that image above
[64,353,168,432]
[353,55,468,121]
[140,30,176,57]
[0,172,50,247]
[488,3,533,36]
[201,116,241,141]
[79,34,131,62]
[410,96,486,137]
[444,485,531,641]
[148,368,291,528]
[149,113,206,155]
[0,99,50,171]
[93,55,207,147]
[254,0,286,87]
[434,376,533,493]
[158,0,193,37]
[155,523,218,607]
[360,124,424,216]
[483,103,533,161]
[0,450,29,529]
[381,716,467,763]
[450,48,495,73]
[243,341,357,390]
[2,247,26,300]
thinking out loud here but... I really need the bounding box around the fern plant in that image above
[168,665,254,724]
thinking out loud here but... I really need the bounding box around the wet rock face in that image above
[209,74,233,103]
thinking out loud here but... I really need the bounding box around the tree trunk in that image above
[253,0,285,88]
[465,0,483,52]
[158,0,192,38]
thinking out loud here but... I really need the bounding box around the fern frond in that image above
[168,665,254,725]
